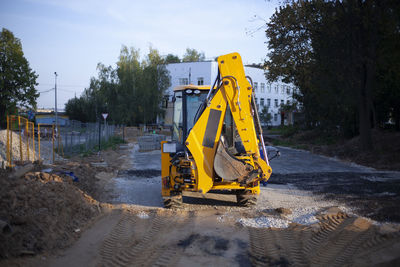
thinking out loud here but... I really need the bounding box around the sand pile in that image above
[0,130,37,166]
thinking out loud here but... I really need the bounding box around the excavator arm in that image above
[185,52,272,194]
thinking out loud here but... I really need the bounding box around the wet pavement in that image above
[112,145,162,207]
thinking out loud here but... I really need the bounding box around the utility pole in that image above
[54,72,58,129]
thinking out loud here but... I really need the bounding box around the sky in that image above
[0,0,279,110]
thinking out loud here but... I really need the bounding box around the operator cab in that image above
[171,85,210,144]
[168,84,242,156]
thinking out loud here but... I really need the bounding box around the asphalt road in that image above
[112,145,400,223]
[269,146,374,174]
[268,146,400,222]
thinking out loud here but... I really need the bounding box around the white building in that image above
[164,61,296,126]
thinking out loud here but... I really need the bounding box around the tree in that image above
[259,105,272,127]
[279,102,297,126]
[182,48,205,62]
[164,54,180,63]
[65,45,170,125]
[0,28,38,127]
[265,0,400,150]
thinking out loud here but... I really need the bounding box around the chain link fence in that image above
[59,120,124,156]
[0,116,124,168]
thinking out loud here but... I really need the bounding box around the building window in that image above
[274,99,278,107]
[281,85,285,94]
[260,98,264,106]
[254,82,258,92]
[179,78,188,85]
[255,97,258,104]
[267,84,271,93]
[274,114,278,121]
[281,100,284,106]
[197,77,204,85]
[261,83,265,93]
[286,87,291,94]
[267,98,271,107]
[275,85,279,93]
[287,100,290,105]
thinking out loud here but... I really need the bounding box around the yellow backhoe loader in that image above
[161,52,272,208]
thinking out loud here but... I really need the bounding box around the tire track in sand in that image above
[249,225,310,267]
[100,212,138,266]
[248,213,400,267]
[99,210,195,267]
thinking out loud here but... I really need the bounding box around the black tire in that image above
[163,194,183,209]
[236,190,258,207]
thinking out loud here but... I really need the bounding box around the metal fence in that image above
[1,115,124,168]
[59,120,123,155]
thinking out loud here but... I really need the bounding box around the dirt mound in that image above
[0,168,101,258]
[320,130,400,170]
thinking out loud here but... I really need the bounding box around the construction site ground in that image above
[1,143,400,266]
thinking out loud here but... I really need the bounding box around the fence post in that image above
[57,125,60,155]
[6,116,11,167]
[52,125,55,163]
[25,121,29,161]
[38,124,41,161]
[64,131,68,155]
[31,122,35,161]
[18,116,22,161]
[98,122,101,151]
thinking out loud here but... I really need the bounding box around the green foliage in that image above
[267,125,299,138]
[259,105,272,126]
[102,136,126,150]
[0,28,38,127]
[265,0,400,149]
[164,54,181,63]
[182,48,205,62]
[65,46,171,125]
[74,136,126,157]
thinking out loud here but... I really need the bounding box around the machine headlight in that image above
[163,142,177,153]
[186,89,193,94]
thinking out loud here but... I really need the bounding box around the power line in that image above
[39,88,54,93]
[37,83,86,87]
[58,88,78,93]
[38,88,79,94]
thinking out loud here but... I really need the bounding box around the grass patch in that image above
[99,136,126,150]
[59,136,126,157]
[266,125,299,137]
[271,138,309,150]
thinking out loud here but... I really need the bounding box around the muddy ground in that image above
[1,143,400,266]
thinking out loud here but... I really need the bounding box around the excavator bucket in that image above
[213,138,253,183]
